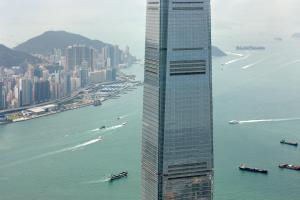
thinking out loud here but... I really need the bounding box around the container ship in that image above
[239,164,268,174]
[279,164,300,171]
[280,139,298,147]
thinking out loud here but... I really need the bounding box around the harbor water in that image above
[1,39,300,199]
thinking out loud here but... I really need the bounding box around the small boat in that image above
[100,126,106,129]
[229,120,240,125]
[280,139,298,147]
[279,164,300,171]
[239,164,268,174]
[109,171,128,181]
[122,122,127,126]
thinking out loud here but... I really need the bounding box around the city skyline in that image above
[0,40,136,111]
[1,0,300,200]
[142,0,213,199]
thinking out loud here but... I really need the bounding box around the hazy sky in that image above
[0,0,299,57]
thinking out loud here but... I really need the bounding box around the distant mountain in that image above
[0,44,41,67]
[14,30,225,58]
[212,46,226,57]
[292,33,300,40]
[14,31,110,55]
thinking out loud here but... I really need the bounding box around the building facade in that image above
[19,78,33,107]
[0,82,4,109]
[141,0,213,199]
[66,45,94,72]
[34,80,50,103]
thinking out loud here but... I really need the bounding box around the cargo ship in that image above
[279,164,300,171]
[280,139,298,147]
[239,164,268,174]
[109,171,128,181]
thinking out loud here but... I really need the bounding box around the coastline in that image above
[0,65,143,125]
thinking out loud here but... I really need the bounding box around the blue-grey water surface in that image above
[1,40,300,199]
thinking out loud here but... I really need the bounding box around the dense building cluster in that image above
[0,45,136,110]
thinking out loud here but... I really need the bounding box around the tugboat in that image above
[279,164,300,171]
[280,139,298,147]
[109,171,128,182]
[239,164,268,174]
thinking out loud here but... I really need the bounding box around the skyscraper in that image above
[80,68,89,88]
[34,80,50,103]
[141,0,213,199]
[66,45,94,72]
[19,78,33,107]
[0,82,4,110]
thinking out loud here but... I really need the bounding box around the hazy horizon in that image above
[0,0,299,57]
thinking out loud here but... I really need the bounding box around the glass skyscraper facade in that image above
[142,0,213,199]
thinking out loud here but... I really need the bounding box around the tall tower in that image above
[141,0,213,199]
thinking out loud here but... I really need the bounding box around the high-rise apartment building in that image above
[34,80,50,103]
[0,82,4,109]
[80,68,89,88]
[141,0,213,199]
[19,78,33,107]
[66,45,94,72]
[64,73,72,96]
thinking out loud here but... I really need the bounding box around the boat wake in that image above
[225,52,244,57]
[105,123,127,131]
[91,128,100,132]
[233,118,300,124]
[0,137,103,169]
[241,58,266,69]
[84,177,110,184]
[117,115,129,120]
[69,137,103,151]
[224,55,250,65]
[90,122,127,132]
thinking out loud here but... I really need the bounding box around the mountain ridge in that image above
[0,44,41,67]
[14,30,226,57]
[14,31,110,55]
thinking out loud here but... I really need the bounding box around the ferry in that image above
[280,139,298,147]
[229,120,240,125]
[279,164,300,171]
[239,164,268,174]
[109,171,128,181]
